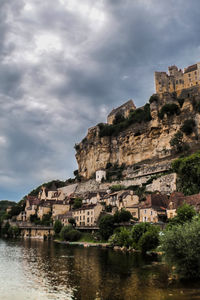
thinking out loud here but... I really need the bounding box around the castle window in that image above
[188,74,191,77]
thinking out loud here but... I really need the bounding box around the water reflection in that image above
[0,239,200,300]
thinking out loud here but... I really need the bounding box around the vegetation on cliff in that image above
[172,151,200,195]
[29,180,66,197]
[98,103,151,137]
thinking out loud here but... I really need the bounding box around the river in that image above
[0,239,200,300]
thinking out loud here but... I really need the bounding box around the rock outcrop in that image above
[75,86,200,180]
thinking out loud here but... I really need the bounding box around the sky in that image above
[1,0,200,201]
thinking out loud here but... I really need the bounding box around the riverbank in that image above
[54,239,111,248]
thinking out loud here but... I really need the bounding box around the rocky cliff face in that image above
[75,86,200,179]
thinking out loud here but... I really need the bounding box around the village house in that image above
[73,203,103,227]
[55,211,73,226]
[139,193,169,223]
[37,203,51,220]
[82,191,107,205]
[167,192,200,218]
[119,191,139,219]
[52,201,70,220]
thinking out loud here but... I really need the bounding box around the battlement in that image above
[155,62,200,94]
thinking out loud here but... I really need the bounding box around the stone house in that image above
[52,201,70,220]
[56,211,73,226]
[37,203,51,220]
[167,192,200,218]
[119,191,139,219]
[139,193,169,223]
[73,203,103,227]
[23,196,40,221]
[107,99,136,124]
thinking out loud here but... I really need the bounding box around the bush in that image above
[73,198,83,209]
[98,104,151,137]
[158,103,180,119]
[149,94,159,104]
[177,98,184,108]
[60,225,73,240]
[54,220,63,235]
[160,219,200,279]
[181,119,196,135]
[109,227,133,247]
[99,215,114,240]
[138,227,159,253]
[170,131,189,153]
[172,151,200,195]
[114,209,132,223]
[131,222,151,247]
[110,184,125,192]
[64,229,82,241]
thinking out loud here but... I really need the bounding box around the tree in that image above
[138,227,159,253]
[160,219,200,279]
[60,225,73,240]
[54,220,62,235]
[73,198,82,209]
[170,131,189,153]
[109,227,133,247]
[181,119,196,135]
[68,217,76,226]
[114,209,132,223]
[99,215,114,240]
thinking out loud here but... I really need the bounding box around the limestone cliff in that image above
[75,86,200,179]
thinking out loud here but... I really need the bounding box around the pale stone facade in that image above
[73,203,103,226]
[107,100,136,125]
[155,62,200,94]
[96,170,106,182]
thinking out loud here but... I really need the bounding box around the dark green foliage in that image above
[29,180,66,197]
[181,119,196,135]
[126,185,146,199]
[170,131,189,153]
[113,113,125,124]
[172,151,200,195]
[106,162,112,169]
[41,213,52,226]
[98,104,151,137]
[177,98,184,108]
[149,94,159,104]
[109,227,133,247]
[73,170,78,176]
[53,220,63,234]
[110,184,125,192]
[8,226,20,238]
[114,209,133,223]
[106,163,125,181]
[74,144,80,151]
[99,215,115,240]
[160,219,200,279]
[167,204,196,229]
[64,229,82,241]
[192,98,200,113]
[131,222,152,246]
[105,205,112,212]
[158,103,180,119]
[138,227,160,253]
[1,221,10,236]
[60,224,73,240]
[68,217,76,225]
[73,198,83,209]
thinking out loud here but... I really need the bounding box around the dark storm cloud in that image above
[1,0,200,200]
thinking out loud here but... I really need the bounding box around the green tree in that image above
[160,219,200,279]
[131,222,151,247]
[68,217,76,226]
[138,227,159,253]
[109,227,133,247]
[181,119,196,135]
[60,225,73,240]
[114,209,132,223]
[53,220,63,235]
[73,198,82,209]
[99,215,114,240]
[170,131,187,153]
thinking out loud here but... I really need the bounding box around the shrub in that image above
[99,215,114,240]
[64,229,82,241]
[181,119,196,135]
[149,94,159,104]
[138,227,159,253]
[54,220,63,235]
[73,198,83,209]
[158,103,180,119]
[170,131,185,153]
[160,219,200,279]
[60,225,73,240]
[172,151,200,195]
[192,99,200,113]
[109,227,133,247]
[110,184,125,192]
[131,222,151,247]
[114,209,132,223]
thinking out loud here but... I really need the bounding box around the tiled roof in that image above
[184,64,197,74]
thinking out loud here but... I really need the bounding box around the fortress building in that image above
[155,62,200,94]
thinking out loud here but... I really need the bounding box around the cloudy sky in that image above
[1,0,200,201]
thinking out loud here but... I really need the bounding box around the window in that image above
[151,211,153,215]
[91,218,93,223]
[87,217,89,223]
[88,211,90,215]
[80,216,81,220]
[144,209,146,214]
[176,80,178,84]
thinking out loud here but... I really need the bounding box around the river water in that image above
[0,239,200,300]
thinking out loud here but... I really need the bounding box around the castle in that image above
[155,62,200,94]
